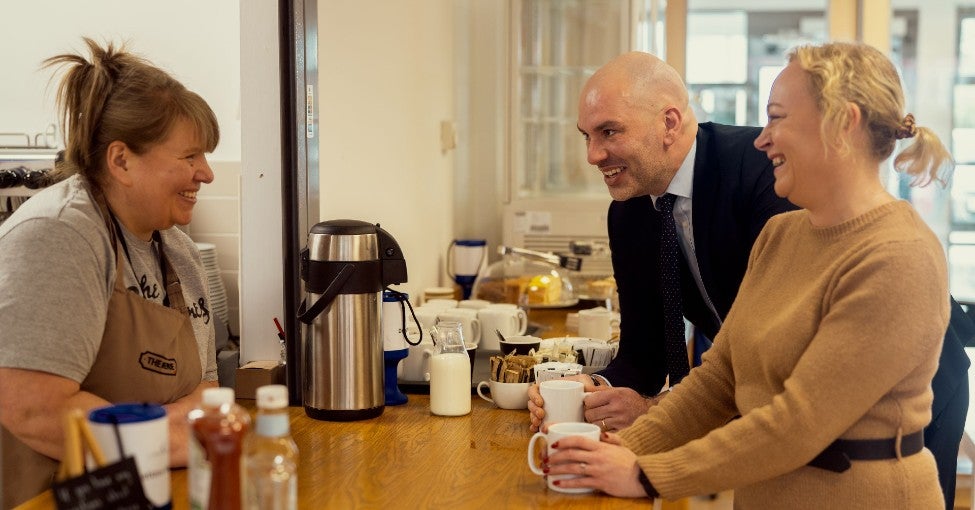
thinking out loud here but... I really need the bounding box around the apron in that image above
[2,188,203,509]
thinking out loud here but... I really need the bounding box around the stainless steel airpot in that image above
[297,219,407,421]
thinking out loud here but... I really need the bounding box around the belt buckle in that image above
[809,449,852,473]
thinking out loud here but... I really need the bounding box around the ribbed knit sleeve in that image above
[619,328,739,456]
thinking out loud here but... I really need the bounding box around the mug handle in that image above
[470,319,481,347]
[527,432,547,475]
[476,381,494,404]
[515,309,528,335]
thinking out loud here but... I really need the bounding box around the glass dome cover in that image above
[471,252,577,308]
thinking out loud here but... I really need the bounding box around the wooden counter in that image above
[18,395,664,509]
[18,303,663,510]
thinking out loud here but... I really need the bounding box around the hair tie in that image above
[895,113,917,140]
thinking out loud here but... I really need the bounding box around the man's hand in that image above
[583,387,667,432]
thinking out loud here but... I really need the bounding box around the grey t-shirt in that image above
[0,175,217,384]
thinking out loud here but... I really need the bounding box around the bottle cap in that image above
[256,385,288,410]
[202,387,235,406]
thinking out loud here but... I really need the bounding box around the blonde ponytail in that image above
[893,125,953,188]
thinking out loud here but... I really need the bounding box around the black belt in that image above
[807,430,925,473]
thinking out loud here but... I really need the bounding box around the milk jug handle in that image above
[384,287,424,346]
[297,263,355,324]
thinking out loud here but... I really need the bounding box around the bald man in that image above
[529,51,796,430]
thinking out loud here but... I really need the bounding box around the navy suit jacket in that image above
[598,122,796,395]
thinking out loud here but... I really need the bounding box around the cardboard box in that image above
[235,360,285,399]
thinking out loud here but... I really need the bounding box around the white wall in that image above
[238,1,284,362]
[1,0,241,162]
[317,0,456,302]
[452,0,509,262]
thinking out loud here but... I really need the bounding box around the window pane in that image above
[685,3,827,127]
[687,12,748,84]
[512,0,636,199]
[960,17,975,79]
[950,7,975,282]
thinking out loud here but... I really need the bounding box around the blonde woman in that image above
[543,42,954,508]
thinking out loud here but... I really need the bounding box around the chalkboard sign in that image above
[52,456,152,510]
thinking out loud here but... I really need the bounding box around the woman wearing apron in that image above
[0,38,220,508]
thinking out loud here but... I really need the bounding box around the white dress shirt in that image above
[650,140,722,327]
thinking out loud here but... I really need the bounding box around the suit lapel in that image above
[690,124,717,310]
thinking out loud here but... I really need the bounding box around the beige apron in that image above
[2,191,202,508]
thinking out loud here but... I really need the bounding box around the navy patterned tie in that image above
[657,193,689,384]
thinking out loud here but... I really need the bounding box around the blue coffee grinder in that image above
[446,239,487,299]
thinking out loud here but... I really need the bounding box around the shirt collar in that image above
[652,139,697,207]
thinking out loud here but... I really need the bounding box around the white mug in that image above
[436,309,481,347]
[527,422,601,493]
[87,403,170,507]
[577,307,619,341]
[476,380,529,410]
[533,362,584,383]
[477,307,528,351]
[423,298,458,310]
[400,341,434,381]
[539,379,589,427]
[413,307,441,332]
[458,299,491,310]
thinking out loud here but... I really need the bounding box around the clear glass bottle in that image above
[242,384,298,510]
[428,321,472,416]
[188,387,250,510]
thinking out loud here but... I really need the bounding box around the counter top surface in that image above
[18,395,652,509]
[17,303,650,509]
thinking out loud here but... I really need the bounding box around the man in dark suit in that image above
[598,122,792,397]
[527,51,971,509]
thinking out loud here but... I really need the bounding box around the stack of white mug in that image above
[399,298,528,382]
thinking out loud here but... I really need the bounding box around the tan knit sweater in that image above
[619,201,949,509]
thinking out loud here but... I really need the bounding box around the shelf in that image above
[0,148,59,162]
[0,186,40,198]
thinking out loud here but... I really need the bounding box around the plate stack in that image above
[195,243,229,328]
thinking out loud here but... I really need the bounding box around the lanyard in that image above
[109,213,171,308]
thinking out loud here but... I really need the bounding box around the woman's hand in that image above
[527,375,599,432]
[543,432,650,498]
